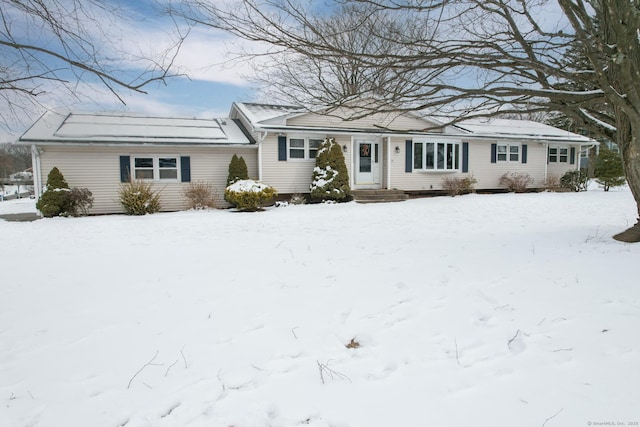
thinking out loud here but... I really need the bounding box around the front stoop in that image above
[351,189,408,203]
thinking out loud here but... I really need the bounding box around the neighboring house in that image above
[20,104,595,215]
[9,169,33,182]
[229,102,595,194]
[20,112,255,214]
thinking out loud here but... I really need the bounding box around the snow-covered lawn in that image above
[1,189,639,427]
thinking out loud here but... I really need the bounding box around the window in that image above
[559,147,568,162]
[309,139,323,159]
[413,141,460,171]
[134,157,154,179]
[510,145,520,162]
[289,138,305,159]
[549,147,568,163]
[133,156,180,181]
[289,136,325,160]
[497,144,519,162]
[159,158,178,179]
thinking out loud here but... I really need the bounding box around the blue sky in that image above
[0,0,259,141]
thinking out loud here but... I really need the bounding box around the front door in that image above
[355,140,381,186]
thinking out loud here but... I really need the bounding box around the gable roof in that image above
[19,112,252,146]
[232,102,443,134]
[232,102,594,144]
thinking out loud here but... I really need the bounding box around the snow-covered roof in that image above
[454,118,594,143]
[234,103,594,144]
[19,112,252,145]
[232,103,303,126]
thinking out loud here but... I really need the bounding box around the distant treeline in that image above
[0,143,31,179]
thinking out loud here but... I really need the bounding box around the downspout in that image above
[350,135,355,188]
[386,137,391,190]
[544,142,549,184]
[31,144,43,199]
[258,130,267,181]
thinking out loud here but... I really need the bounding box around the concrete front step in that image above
[351,189,408,203]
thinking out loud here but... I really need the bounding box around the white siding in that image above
[37,145,257,214]
[389,138,559,191]
[260,134,354,193]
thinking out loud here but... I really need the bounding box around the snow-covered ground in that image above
[1,188,639,427]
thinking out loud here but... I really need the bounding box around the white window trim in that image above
[497,143,520,162]
[132,155,181,182]
[287,135,326,161]
[413,140,461,172]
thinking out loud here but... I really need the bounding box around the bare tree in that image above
[176,0,640,242]
[0,0,186,130]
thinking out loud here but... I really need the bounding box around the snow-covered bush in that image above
[224,179,276,211]
[36,167,72,217]
[441,175,477,196]
[310,138,350,202]
[499,172,534,193]
[184,181,218,210]
[119,180,161,215]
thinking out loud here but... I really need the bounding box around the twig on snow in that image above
[508,330,521,347]
[127,350,162,389]
[541,408,563,427]
[165,359,179,377]
[180,345,188,369]
[317,360,351,384]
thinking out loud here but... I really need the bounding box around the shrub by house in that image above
[227,154,249,186]
[310,138,350,202]
[119,180,161,215]
[225,179,276,211]
[36,167,71,217]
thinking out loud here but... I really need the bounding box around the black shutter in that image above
[180,156,191,182]
[405,140,413,173]
[278,136,287,161]
[570,147,576,164]
[462,142,469,172]
[491,143,497,163]
[522,144,528,164]
[119,156,131,182]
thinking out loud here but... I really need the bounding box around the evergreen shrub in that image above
[594,145,626,191]
[310,138,350,202]
[119,180,161,215]
[36,167,72,217]
[227,154,249,186]
[225,179,277,211]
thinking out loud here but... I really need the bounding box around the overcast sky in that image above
[1,0,258,142]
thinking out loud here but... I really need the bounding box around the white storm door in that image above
[355,141,381,185]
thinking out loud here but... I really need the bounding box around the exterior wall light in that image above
[395,146,401,154]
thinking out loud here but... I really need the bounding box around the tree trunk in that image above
[613,119,640,242]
